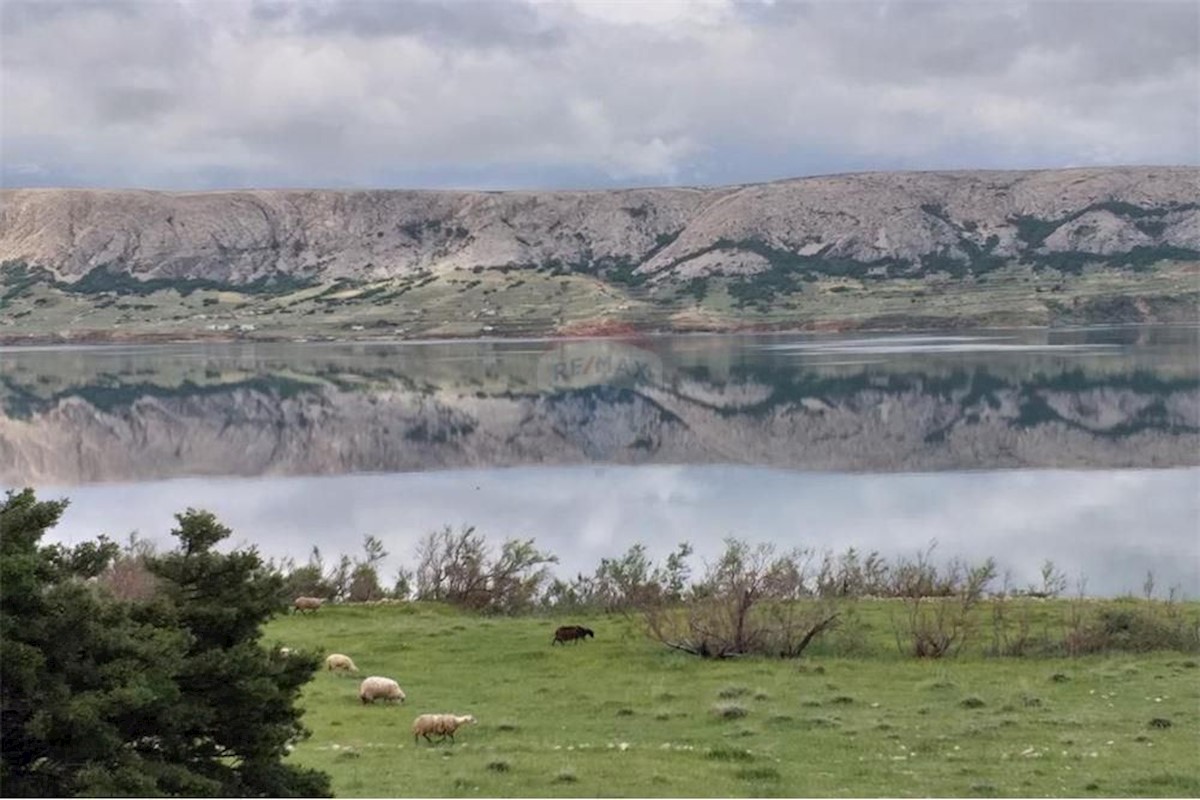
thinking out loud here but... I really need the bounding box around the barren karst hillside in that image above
[2,166,1198,341]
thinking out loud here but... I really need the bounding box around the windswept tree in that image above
[0,489,332,797]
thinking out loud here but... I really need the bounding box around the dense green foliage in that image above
[0,490,331,797]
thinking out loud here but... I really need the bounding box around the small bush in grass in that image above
[712,702,748,720]
[654,711,671,721]
[831,695,855,705]
[1050,672,1070,683]
[961,695,986,708]
[553,769,578,784]
[616,707,635,717]
[737,766,781,781]
[486,759,511,773]
[705,745,754,762]
[717,685,750,699]
[806,716,839,728]
[753,690,770,700]
[1148,717,1172,729]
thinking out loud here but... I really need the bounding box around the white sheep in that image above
[325,653,358,673]
[359,676,406,705]
[293,596,324,614]
[412,713,477,744]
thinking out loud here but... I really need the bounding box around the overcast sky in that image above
[2,0,1197,190]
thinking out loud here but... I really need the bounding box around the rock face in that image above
[2,167,1197,284]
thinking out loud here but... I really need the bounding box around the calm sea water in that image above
[2,326,1197,595]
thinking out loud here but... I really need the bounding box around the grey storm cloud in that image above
[1,0,1196,190]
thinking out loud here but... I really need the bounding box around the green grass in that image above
[265,603,1199,797]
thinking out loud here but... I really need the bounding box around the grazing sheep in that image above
[552,625,595,645]
[293,596,324,614]
[412,714,478,744]
[325,653,358,673]
[359,676,406,705]
[278,647,294,656]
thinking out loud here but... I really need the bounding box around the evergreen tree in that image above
[0,490,332,797]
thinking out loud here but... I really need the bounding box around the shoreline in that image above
[0,317,1142,349]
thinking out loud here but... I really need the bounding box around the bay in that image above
[3,326,1197,596]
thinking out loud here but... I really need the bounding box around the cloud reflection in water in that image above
[39,464,1200,598]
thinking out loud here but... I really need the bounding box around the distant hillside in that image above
[1,167,1197,340]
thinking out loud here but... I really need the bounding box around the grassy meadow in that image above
[265,601,1200,798]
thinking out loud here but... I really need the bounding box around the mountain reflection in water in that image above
[5,327,1197,596]
[2,326,1197,484]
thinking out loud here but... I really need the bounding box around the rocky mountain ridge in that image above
[3,167,1198,287]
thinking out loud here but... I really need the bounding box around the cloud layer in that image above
[2,0,1197,189]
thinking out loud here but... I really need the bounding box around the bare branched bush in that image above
[563,542,694,613]
[96,533,159,601]
[815,547,890,598]
[644,539,839,659]
[414,525,557,614]
[891,546,996,658]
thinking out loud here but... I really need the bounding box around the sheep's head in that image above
[458,715,477,726]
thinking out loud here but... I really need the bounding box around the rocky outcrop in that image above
[2,167,1197,286]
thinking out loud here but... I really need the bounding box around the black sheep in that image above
[552,625,595,645]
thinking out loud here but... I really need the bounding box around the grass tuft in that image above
[553,769,578,784]
[717,685,750,699]
[736,766,781,781]
[960,695,987,709]
[1148,717,1172,729]
[486,759,511,773]
[705,745,754,762]
[712,703,748,720]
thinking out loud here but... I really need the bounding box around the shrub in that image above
[712,703,749,720]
